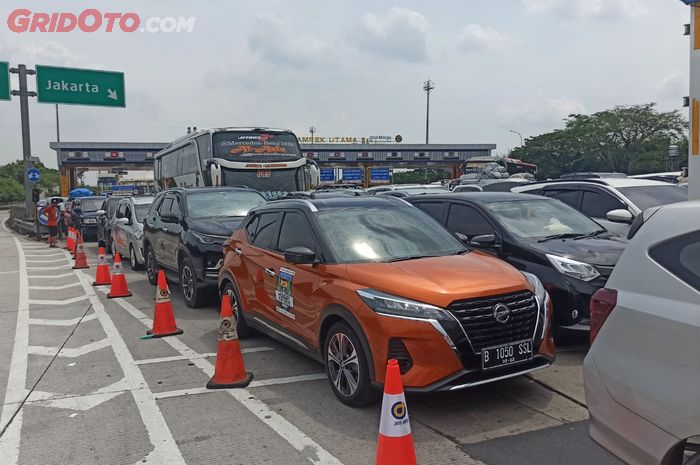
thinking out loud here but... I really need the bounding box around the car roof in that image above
[158,186,259,195]
[130,196,155,205]
[520,178,675,189]
[262,196,408,212]
[407,192,550,203]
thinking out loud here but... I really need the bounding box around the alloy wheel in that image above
[181,265,194,301]
[327,333,360,397]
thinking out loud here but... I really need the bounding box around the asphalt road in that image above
[0,213,624,465]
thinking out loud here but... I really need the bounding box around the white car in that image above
[583,200,700,465]
[513,178,688,235]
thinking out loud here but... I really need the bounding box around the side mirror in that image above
[454,232,470,243]
[606,209,633,224]
[471,234,497,247]
[115,217,129,226]
[161,212,180,223]
[283,246,317,265]
[96,209,106,216]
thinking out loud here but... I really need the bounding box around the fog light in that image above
[571,309,580,320]
[388,338,413,374]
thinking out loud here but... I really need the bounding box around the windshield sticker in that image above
[275,267,296,320]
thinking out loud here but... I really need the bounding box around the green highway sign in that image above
[0,62,9,101]
[36,65,125,107]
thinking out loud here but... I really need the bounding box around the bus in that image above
[154,127,320,200]
[460,156,538,178]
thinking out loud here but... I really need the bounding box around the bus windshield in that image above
[221,167,303,201]
[212,131,302,163]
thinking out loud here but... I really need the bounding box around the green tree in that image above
[512,103,687,179]
[0,160,60,195]
[0,176,24,203]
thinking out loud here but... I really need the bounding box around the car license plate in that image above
[84,218,96,224]
[481,339,533,370]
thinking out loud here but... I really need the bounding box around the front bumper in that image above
[546,273,610,330]
[185,242,224,285]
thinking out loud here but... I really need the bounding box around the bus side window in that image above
[196,134,211,165]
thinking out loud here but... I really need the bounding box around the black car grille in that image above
[447,291,538,353]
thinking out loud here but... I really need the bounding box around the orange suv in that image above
[219,197,555,406]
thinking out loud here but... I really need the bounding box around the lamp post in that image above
[309,126,316,144]
[509,129,523,147]
[423,80,435,144]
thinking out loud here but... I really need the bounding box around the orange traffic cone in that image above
[92,247,112,286]
[72,232,89,270]
[206,294,253,389]
[107,253,132,298]
[65,227,75,252]
[376,359,417,465]
[146,270,183,338]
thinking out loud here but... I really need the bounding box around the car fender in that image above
[318,305,376,381]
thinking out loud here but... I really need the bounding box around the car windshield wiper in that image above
[537,233,586,243]
[573,229,608,240]
[384,254,441,263]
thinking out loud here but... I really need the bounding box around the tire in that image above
[179,257,205,308]
[145,245,159,285]
[130,245,144,271]
[324,321,378,407]
[221,280,253,338]
[105,235,112,254]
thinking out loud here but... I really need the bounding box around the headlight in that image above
[357,289,446,320]
[191,231,228,245]
[522,272,546,303]
[546,254,600,282]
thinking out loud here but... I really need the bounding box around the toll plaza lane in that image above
[0,212,623,465]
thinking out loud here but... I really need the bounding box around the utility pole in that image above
[509,129,523,147]
[55,104,61,142]
[10,64,37,223]
[423,80,435,144]
[309,126,316,144]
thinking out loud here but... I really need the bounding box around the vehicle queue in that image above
[62,127,697,465]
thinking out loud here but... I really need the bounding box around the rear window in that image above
[212,132,301,163]
[649,231,700,292]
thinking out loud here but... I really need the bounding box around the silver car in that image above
[111,197,154,270]
[583,200,700,465]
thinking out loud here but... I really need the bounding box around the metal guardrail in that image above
[7,205,46,239]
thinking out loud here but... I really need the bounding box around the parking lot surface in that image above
[0,212,624,465]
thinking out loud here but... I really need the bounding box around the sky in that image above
[0,0,692,169]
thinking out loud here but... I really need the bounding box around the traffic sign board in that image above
[342,168,364,182]
[35,65,125,107]
[26,168,41,184]
[0,61,9,101]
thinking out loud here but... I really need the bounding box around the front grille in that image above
[447,291,538,353]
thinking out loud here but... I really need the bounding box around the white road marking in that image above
[154,374,326,400]
[25,258,69,263]
[28,313,97,326]
[134,347,274,365]
[28,295,89,306]
[28,339,111,358]
[90,274,344,465]
[25,252,66,258]
[27,265,71,271]
[33,378,130,411]
[29,282,82,291]
[74,272,186,464]
[0,223,29,465]
[28,272,75,279]
[0,271,18,274]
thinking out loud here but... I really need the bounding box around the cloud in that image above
[353,7,430,62]
[458,24,511,52]
[248,14,327,68]
[522,0,646,20]
[0,41,88,66]
[656,71,685,99]
[498,92,586,127]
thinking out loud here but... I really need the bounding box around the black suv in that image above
[71,196,107,241]
[143,187,267,307]
[407,192,627,332]
[97,196,122,252]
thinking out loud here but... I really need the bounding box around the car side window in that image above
[158,197,173,215]
[581,190,626,218]
[124,204,132,221]
[116,204,127,218]
[245,215,260,241]
[414,202,445,223]
[649,231,700,292]
[169,196,181,217]
[446,204,495,238]
[251,213,281,250]
[544,189,579,208]
[277,212,316,252]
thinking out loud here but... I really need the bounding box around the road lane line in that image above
[28,272,75,279]
[26,265,71,271]
[28,313,97,326]
[154,374,326,400]
[29,282,82,291]
[24,252,66,257]
[0,271,18,274]
[89,275,344,465]
[0,224,29,465]
[134,347,274,365]
[74,273,186,465]
[28,339,111,358]
[28,295,89,306]
[25,258,69,263]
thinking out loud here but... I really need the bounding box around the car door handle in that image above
[234,247,242,255]
[264,268,276,277]
[162,227,169,233]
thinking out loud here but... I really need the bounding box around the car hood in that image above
[188,217,244,237]
[345,252,531,309]
[81,211,100,218]
[525,236,626,267]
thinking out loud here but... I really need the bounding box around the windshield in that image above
[134,204,153,222]
[80,199,105,212]
[187,190,266,219]
[212,131,302,163]
[618,186,687,211]
[317,206,466,263]
[486,199,602,239]
[221,168,303,201]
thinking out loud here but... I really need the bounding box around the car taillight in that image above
[589,288,617,344]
